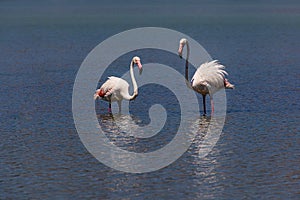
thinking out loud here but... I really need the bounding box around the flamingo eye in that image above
[191,79,194,85]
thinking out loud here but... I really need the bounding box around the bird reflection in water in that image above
[190,116,226,198]
[95,113,149,153]
[190,116,225,162]
[96,113,224,158]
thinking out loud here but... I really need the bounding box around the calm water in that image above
[1,1,300,199]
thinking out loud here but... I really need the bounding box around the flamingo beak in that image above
[136,60,143,75]
[190,79,194,87]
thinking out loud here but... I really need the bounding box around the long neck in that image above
[185,41,190,81]
[123,61,138,100]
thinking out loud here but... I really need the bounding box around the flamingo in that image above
[178,38,234,116]
[94,56,143,113]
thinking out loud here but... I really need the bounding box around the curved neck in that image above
[185,41,190,81]
[124,61,138,100]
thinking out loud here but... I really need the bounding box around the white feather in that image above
[191,60,227,95]
[94,56,142,112]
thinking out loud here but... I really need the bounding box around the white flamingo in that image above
[178,38,234,116]
[94,56,143,113]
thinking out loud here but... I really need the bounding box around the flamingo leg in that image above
[108,102,112,113]
[202,94,207,116]
[117,101,121,113]
[210,96,214,114]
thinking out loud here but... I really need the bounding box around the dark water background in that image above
[1,0,299,199]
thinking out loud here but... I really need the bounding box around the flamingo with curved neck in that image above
[94,56,142,113]
[178,38,234,116]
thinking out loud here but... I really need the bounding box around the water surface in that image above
[1,1,299,199]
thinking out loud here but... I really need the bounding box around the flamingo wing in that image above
[106,76,129,95]
[96,76,129,99]
[98,76,119,97]
[192,60,227,91]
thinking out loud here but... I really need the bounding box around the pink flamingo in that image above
[94,56,143,113]
[178,38,234,116]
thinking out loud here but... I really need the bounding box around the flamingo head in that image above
[191,79,210,93]
[132,56,143,75]
[178,38,187,59]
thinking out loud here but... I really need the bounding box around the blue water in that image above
[1,1,299,199]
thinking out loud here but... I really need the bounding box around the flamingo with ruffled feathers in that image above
[94,56,143,113]
[178,38,234,116]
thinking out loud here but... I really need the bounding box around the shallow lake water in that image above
[1,1,299,199]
